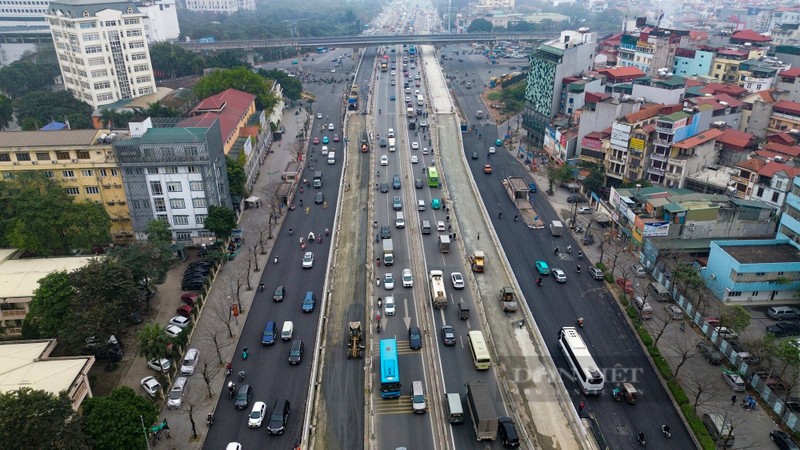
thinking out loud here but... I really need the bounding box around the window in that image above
[15,153,31,161]
[56,151,70,160]
[187,166,198,173]
[153,198,166,212]
[35,152,50,160]
[176,232,192,241]
[167,182,182,192]
[134,64,149,72]
[98,169,107,177]
[757,186,764,197]
[65,187,80,195]
[88,57,104,66]
[173,215,189,225]
[771,191,780,202]
[111,168,118,176]
[164,166,179,174]
[90,69,108,78]
[195,214,207,224]
[97,93,114,102]
[190,181,204,191]
[0,154,9,162]
[79,22,96,29]
[135,75,151,84]
[126,29,142,37]
[169,198,186,209]
[752,291,759,296]
[82,32,99,41]
[93,81,110,90]
[146,167,159,175]
[128,41,145,49]
[62,170,75,178]
[81,169,94,177]
[156,214,168,222]
[131,53,147,61]
[85,45,102,54]
[150,181,163,195]
[728,291,742,297]
[85,186,99,194]
[192,197,207,208]
[42,171,54,178]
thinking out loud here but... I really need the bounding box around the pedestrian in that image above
[731,395,737,407]
[578,401,585,412]
[477,232,480,240]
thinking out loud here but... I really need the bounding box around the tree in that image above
[137,322,173,363]
[22,271,74,339]
[0,388,87,450]
[681,371,725,409]
[226,155,247,198]
[107,242,172,288]
[719,304,751,333]
[467,18,493,33]
[14,91,93,129]
[193,67,278,110]
[0,61,59,99]
[148,42,205,79]
[582,164,606,195]
[205,205,237,240]
[668,337,697,377]
[258,68,303,101]
[144,219,172,244]
[81,386,159,450]
[0,94,13,130]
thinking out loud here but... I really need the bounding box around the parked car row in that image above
[182,259,215,291]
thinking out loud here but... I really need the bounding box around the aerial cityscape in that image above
[1,0,800,449]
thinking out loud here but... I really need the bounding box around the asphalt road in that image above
[203,50,353,450]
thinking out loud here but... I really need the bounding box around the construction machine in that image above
[347,321,364,359]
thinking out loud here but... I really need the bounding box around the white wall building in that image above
[135,0,180,42]
[45,0,158,109]
[185,0,254,14]
[0,0,50,27]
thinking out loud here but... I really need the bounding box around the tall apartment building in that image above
[778,175,800,246]
[522,29,596,148]
[617,28,689,77]
[0,129,134,243]
[0,0,49,27]
[185,0,255,14]
[45,0,158,109]
[113,118,232,243]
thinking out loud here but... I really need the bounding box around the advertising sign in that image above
[643,221,670,237]
[629,138,645,151]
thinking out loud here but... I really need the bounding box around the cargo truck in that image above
[313,171,323,189]
[550,220,564,237]
[439,235,450,253]
[429,270,448,309]
[465,381,498,441]
[383,239,394,266]
[407,107,414,118]
[388,137,396,152]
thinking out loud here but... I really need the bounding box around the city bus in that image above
[379,338,401,398]
[427,166,439,188]
[558,327,604,395]
[316,46,326,54]
[467,331,491,370]
[408,44,417,56]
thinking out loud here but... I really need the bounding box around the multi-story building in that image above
[709,48,753,84]
[0,0,49,28]
[135,0,180,42]
[184,0,255,14]
[605,103,670,185]
[576,92,641,150]
[662,128,723,189]
[596,66,645,98]
[0,129,134,243]
[647,107,711,186]
[113,118,232,243]
[630,74,687,105]
[560,75,603,116]
[45,0,158,109]
[716,128,758,167]
[729,29,772,47]
[672,48,714,77]
[522,29,596,148]
[739,89,777,138]
[736,59,785,93]
[769,100,800,134]
[748,161,800,211]
[777,68,800,103]
[617,27,689,77]
[777,175,800,245]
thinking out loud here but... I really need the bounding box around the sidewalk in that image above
[121,105,307,448]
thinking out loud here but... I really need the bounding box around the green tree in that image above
[106,242,173,287]
[205,205,237,240]
[14,91,93,129]
[0,388,87,450]
[82,387,159,450]
[193,67,277,110]
[0,61,59,99]
[719,304,751,332]
[22,271,74,339]
[144,219,173,244]
[137,322,173,362]
[581,163,606,195]
[0,94,13,130]
[259,68,303,101]
[226,155,247,198]
[148,42,205,79]
[467,18,493,33]
[507,21,536,32]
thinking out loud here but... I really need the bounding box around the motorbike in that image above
[661,425,671,438]
[225,364,232,377]
[274,256,279,264]
[207,413,214,427]
[637,433,646,446]
[577,317,584,327]
[259,283,265,292]
[242,348,249,360]
[377,297,382,308]
[238,370,246,382]
[317,236,322,244]
[536,278,543,287]
[576,265,581,273]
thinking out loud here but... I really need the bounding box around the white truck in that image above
[439,235,450,253]
[466,381,498,441]
[388,137,396,152]
[383,239,394,266]
[429,270,448,309]
[550,220,564,237]
[406,107,414,118]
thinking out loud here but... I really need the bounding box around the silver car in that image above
[180,348,199,376]
[552,269,567,283]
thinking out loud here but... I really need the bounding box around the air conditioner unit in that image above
[71,159,78,163]
[710,274,716,279]
[12,162,19,165]
[31,161,38,164]
[51,160,57,164]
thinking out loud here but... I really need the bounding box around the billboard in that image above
[629,138,645,151]
[643,221,670,237]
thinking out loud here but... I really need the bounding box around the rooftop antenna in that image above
[656,11,664,29]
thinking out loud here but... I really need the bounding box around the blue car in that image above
[302,291,316,313]
[535,260,550,275]
[390,95,396,101]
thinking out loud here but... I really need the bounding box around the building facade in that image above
[184,0,255,14]
[769,100,800,134]
[777,175,800,246]
[45,0,158,108]
[672,48,713,77]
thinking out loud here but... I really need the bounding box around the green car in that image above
[535,260,550,275]
[431,198,441,210]
[495,139,503,146]
[322,136,329,144]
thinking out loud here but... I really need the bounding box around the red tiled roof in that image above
[714,93,743,108]
[684,78,704,87]
[779,68,800,78]
[759,161,800,178]
[689,31,708,41]
[642,123,656,133]
[736,158,766,172]
[756,149,789,160]
[585,131,604,139]
[730,29,772,42]
[182,89,256,151]
[764,142,800,158]
[585,92,612,103]
[717,129,754,148]
[624,103,666,123]
[767,132,797,145]
[598,66,646,81]
[774,100,800,116]
[698,83,747,97]
[717,48,749,57]
[748,89,777,104]
[672,128,724,149]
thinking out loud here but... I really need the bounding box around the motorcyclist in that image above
[577,317,584,327]
[225,362,232,376]
[308,232,315,241]
[259,282,265,292]
[289,228,293,236]
[207,412,214,426]
[238,370,246,381]
[661,424,671,436]
[379,108,382,114]
[242,347,248,360]
[576,265,581,273]
[637,432,645,444]
[536,277,542,286]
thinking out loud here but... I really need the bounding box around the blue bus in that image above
[379,338,401,398]
[316,46,326,54]
[408,45,417,56]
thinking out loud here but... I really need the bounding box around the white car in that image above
[302,251,314,269]
[330,68,336,73]
[384,273,395,290]
[384,296,396,315]
[411,155,418,164]
[577,206,593,214]
[722,371,746,392]
[552,268,567,283]
[328,123,335,130]
[391,71,396,76]
[316,112,322,119]
[422,147,429,155]
[714,327,739,340]
[402,268,413,287]
[436,220,446,231]
[411,141,419,150]
[489,146,496,154]
[451,272,465,289]
[165,324,183,338]
[180,348,199,375]
[248,401,267,428]
[380,155,389,166]
[148,357,171,372]
[387,128,395,138]
[169,315,190,328]
[141,376,161,398]
[321,145,329,156]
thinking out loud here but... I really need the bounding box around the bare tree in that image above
[251,246,260,272]
[203,323,233,364]
[648,313,673,347]
[255,223,270,255]
[605,236,628,276]
[187,404,198,439]
[223,271,248,312]
[681,371,726,409]
[200,360,222,399]
[208,295,236,338]
[668,337,697,377]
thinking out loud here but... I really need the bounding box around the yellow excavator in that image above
[347,321,364,359]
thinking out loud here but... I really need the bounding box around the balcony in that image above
[0,308,27,320]
[650,152,668,162]
[656,124,674,134]
[607,154,626,164]
[653,138,671,148]
[647,166,665,177]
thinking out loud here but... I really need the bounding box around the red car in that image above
[333,134,340,142]
[181,293,199,307]
[615,277,634,295]
[176,304,193,318]
[312,137,319,145]
[415,81,420,87]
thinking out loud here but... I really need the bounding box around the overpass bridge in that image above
[176,32,560,52]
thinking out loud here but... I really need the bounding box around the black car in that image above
[771,430,800,450]
[288,340,304,365]
[498,416,521,448]
[234,384,252,409]
[380,182,390,193]
[273,286,285,302]
[380,139,387,147]
[380,225,391,239]
[185,266,210,276]
[766,322,800,338]
[182,280,206,291]
[567,194,587,203]
[267,399,290,435]
[441,326,456,346]
[415,178,423,189]
[471,152,478,160]
[392,174,401,189]
[409,326,422,349]
[188,260,213,269]
[314,192,324,204]
[95,346,124,362]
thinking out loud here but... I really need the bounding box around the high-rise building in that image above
[617,27,689,77]
[45,0,158,108]
[522,29,596,148]
[185,0,255,14]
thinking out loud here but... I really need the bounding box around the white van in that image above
[281,321,294,341]
[417,200,426,211]
[411,380,426,414]
[445,393,464,423]
[768,306,800,320]
[634,296,654,320]
[395,212,405,228]
[327,152,335,164]
[388,137,396,152]
[421,220,431,234]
